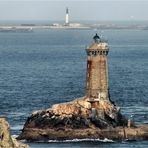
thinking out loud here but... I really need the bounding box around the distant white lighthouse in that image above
[65,7,69,25]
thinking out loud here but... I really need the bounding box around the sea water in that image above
[0,28,148,147]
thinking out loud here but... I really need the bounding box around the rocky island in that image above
[18,34,148,141]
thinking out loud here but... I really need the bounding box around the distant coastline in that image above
[0,21,148,32]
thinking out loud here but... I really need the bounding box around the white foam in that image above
[11,125,23,130]
[12,134,19,138]
[47,138,114,143]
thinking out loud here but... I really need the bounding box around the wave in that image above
[47,138,114,143]
[12,135,19,138]
[11,125,23,130]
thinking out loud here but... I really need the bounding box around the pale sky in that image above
[0,0,148,21]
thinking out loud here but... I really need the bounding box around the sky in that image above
[0,0,148,21]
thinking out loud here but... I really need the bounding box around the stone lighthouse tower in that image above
[85,34,115,119]
[86,34,109,101]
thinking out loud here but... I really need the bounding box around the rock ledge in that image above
[18,96,148,141]
[0,117,29,148]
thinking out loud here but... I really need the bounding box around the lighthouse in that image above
[65,7,69,25]
[86,34,110,113]
[85,34,120,121]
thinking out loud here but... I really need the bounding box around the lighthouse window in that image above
[89,51,92,56]
[87,51,91,56]
[92,51,95,55]
[92,51,97,56]
[94,51,97,56]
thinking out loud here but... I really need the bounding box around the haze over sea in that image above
[0,21,148,147]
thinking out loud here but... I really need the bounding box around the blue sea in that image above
[0,28,148,147]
